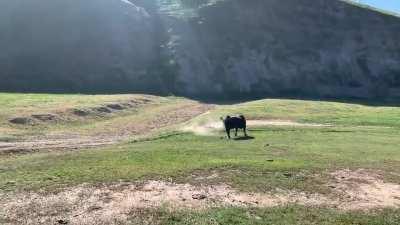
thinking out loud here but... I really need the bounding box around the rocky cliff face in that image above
[1,0,400,100]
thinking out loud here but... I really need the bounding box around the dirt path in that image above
[0,103,213,154]
[1,169,399,225]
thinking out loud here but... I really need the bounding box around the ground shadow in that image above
[232,136,255,141]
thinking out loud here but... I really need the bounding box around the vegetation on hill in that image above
[1,0,400,100]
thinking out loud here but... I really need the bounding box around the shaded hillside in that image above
[0,0,399,100]
[0,0,165,93]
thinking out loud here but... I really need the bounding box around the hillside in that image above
[0,0,399,99]
[1,93,400,224]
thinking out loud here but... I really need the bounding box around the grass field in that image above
[1,126,400,192]
[1,93,400,224]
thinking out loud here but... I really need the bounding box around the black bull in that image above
[221,115,247,139]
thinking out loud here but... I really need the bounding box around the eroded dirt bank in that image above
[0,103,213,154]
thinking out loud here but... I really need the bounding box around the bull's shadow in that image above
[232,136,255,141]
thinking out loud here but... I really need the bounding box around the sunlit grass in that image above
[1,125,399,192]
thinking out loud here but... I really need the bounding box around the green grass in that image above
[200,99,400,127]
[0,93,137,118]
[1,95,400,223]
[127,206,400,225]
[1,125,399,192]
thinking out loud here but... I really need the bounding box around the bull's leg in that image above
[243,127,247,137]
[235,128,238,136]
[226,128,231,139]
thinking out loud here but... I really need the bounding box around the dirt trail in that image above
[183,119,330,135]
[2,169,399,225]
[0,103,213,154]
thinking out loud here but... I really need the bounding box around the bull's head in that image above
[220,115,231,121]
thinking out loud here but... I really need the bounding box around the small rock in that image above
[264,144,270,147]
[266,159,274,162]
[192,194,207,200]
[328,185,336,189]
[57,219,68,224]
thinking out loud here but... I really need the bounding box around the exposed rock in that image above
[192,193,207,200]
[57,219,68,224]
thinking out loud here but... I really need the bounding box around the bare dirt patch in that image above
[1,169,400,224]
[329,169,400,210]
[183,119,330,135]
[0,181,328,225]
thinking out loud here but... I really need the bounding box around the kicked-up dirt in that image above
[183,119,330,136]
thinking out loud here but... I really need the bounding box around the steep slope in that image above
[0,0,164,93]
[163,0,400,99]
[0,0,399,100]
